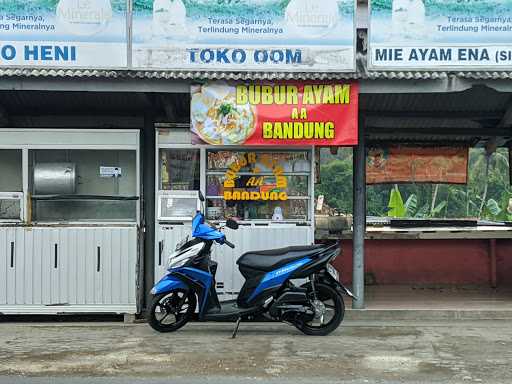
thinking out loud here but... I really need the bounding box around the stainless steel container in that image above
[34,163,77,195]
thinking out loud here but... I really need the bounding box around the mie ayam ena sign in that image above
[370,0,512,68]
[132,0,355,72]
[190,81,359,146]
[0,0,127,68]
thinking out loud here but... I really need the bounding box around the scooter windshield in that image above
[192,212,225,242]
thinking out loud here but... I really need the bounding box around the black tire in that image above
[296,283,345,336]
[148,289,196,333]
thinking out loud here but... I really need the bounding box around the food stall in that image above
[155,128,315,299]
[0,129,140,314]
[155,81,359,299]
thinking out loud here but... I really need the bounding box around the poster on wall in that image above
[370,0,512,69]
[0,0,127,68]
[190,81,359,146]
[132,0,355,72]
[366,147,469,184]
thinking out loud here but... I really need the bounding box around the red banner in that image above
[191,81,358,146]
[366,147,469,185]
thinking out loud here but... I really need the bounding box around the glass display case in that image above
[157,191,200,221]
[159,149,200,191]
[29,149,138,222]
[157,148,201,221]
[0,149,23,221]
[205,150,312,222]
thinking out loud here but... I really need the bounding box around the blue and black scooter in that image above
[148,192,354,336]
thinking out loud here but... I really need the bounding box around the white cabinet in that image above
[156,224,192,281]
[0,226,137,314]
[0,227,17,305]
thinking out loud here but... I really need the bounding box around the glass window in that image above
[159,149,200,191]
[207,198,309,221]
[0,196,22,221]
[158,193,199,221]
[366,148,512,221]
[0,149,23,221]
[29,149,137,222]
[206,150,311,222]
[0,149,22,192]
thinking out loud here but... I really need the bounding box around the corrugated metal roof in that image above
[0,68,360,80]
[1,67,511,81]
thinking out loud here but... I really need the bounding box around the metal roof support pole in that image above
[142,112,156,313]
[352,116,366,309]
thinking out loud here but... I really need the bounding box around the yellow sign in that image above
[223,152,288,201]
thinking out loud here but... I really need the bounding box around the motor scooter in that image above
[148,192,354,336]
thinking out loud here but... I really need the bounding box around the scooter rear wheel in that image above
[296,283,344,336]
[148,289,196,333]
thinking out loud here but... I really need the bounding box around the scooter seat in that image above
[237,245,323,272]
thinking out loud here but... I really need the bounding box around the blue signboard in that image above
[132,0,355,72]
[0,0,127,68]
[370,0,512,69]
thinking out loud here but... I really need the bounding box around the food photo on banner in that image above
[0,0,127,67]
[369,0,512,68]
[366,146,469,184]
[131,0,355,71]
[190,81,359,146]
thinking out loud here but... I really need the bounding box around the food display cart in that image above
[0,129,140,314]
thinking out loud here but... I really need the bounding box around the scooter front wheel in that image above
[148,289,196,333]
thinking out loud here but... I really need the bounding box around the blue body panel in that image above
[192,212,225,242]
[175,266,213,316]
[248,257,312,302]
[152,274,188,295]
[152,266,214,317]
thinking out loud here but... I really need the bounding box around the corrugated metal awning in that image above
[1,67,512,81]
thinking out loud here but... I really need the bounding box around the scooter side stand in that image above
[231,317,241,339]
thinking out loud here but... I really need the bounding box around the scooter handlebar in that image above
[224,239,235,249]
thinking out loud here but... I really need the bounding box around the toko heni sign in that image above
[0,0,127,68]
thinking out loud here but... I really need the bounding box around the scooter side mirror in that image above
[198,191,205,202]
[226,218,239,230]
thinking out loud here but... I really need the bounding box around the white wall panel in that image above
[156,224,192,282]
[0,226,137,314]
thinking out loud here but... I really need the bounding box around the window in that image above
[366,148,511,221]
[29,149,137,222]
[0,149,23,221]
[206,150,311,222]
[159,149,200,191]
[158,149,201,221]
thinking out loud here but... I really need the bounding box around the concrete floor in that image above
[1,320,511,383]
[347,285,512,310]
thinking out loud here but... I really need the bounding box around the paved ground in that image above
[0,320,511,383]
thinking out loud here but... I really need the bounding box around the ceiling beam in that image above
[362,111,502,120]
[366,127,512,137]
[9,115,143,128]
